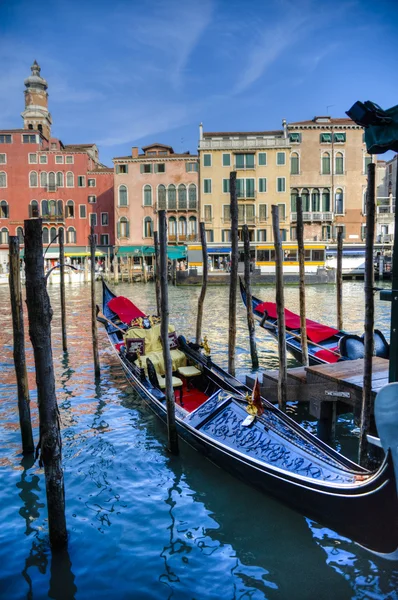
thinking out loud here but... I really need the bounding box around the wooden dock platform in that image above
[246,357,389,440]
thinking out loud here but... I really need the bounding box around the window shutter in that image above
[117,221,121,238]
[126,220,130,238]
[116,165,120,174]
[154,164,158,173]
[140,164,144,174]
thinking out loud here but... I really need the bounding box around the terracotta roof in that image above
[203,130,284,137]
[89,167,113,173]
[64,143,97,148]
[142,143,174,152]
[289,117,357,126]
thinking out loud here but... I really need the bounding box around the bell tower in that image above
[21,60,52,139]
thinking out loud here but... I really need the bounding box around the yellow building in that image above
[198,124,291,253]
[287,116,372,242]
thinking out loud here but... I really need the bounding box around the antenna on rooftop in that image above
[326,105,335,115]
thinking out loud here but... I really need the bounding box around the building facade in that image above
[0,61,114,267]
[287,116,372,242]
[113,143,199,254]
[198,124,291,247]
[376,155,396,243]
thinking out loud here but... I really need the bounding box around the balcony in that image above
[290,212,334,222]
[238,216,256,225]
[376,206,395,223]
[47,185,58,193]
[234,163,256,170]
[42,214,64,223]
[199,138,290,151]
[377,234,394,243]
[237,191,257,200]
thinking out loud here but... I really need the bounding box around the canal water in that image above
[0,280,397,599]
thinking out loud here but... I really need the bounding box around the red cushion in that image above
[256,301,338,343]
[314,346,340,363]
[107,296,146,324]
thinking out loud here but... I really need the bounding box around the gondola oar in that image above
[96,305,127,334]
[259,312,341,358]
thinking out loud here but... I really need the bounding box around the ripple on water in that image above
[0,281,396,599]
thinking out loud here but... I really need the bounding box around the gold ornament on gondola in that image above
[245,393,258,416]
[203,336,211,356]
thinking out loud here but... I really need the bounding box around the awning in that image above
[207,246,231,254]
[117,245,187,259]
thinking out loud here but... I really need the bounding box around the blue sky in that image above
[1,0,397,166]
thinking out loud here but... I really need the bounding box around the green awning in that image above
[117,245,186,259]
[334,133,346,142]
[320,133,332,143]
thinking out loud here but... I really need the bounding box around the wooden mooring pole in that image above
[114,254,119,284]
[9,236,34,454]
[158,210,179,454]
[59,227,67,352]
[153,231,161,317]
[196,221,208,344]
[271,205,287,410]
[24,218,67,548]
[359,163,376,467]
[296,196,308,366]
[336,229,343,331]
[228,171,238,376]
[172,259,177,286]
[242,224,259,369]
[89,226,100,378]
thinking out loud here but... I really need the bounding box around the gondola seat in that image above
[339,334,365,360]
[147,358,183,405]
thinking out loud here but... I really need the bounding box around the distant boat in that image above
[97,279,398,555]
[240,279,389,366]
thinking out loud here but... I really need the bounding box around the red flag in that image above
[252,376,264,416]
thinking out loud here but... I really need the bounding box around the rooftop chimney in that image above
[199,122,203,141]
[132,146,139,158]
[282,118,287,139]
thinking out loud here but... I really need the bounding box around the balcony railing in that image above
[377,234,394,243]
[290,211,334,222]
[199,138,290,150]
[238,216,256,225]
[41,214,64,223]
[234,164,256,170]
[47,185,57,193]
[168,233,199,243]
[237,191,257,200]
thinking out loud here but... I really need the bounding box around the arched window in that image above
[66,200,74,218]
[322,189,330,212]
[48,172,56,190]
[158,185,166,210]
[67,227,76,244]
[56,172,64,187]
[290,189,298,212]
[40,172,48,187]
[178,184,187,209]
[301,188,310,212]
[168,185,176,210]
[335,189,344,214]
[290,152,299,175]
[119,185,128,207]
[0,227,9,244]
[0,200,9,218]
[143,217,153,238]
[178,216,187,237]
[66,172,74,187]
[41,200,49,217]
[322,152,331,175]
[57,200,63,217]
[50,227,57,242]
[29,171,38,187]
[29,200,39,218]
[188,184,197,209]
[49,200,57,216]
[16,227,24,245]
[312,188,320,212]
[42,227,49,244]
[118,217,129,238]
[0,172,7,188]
[335,152,344,175]
[168,217,177,239]
[188,216,197,237]
[143,185,152,206]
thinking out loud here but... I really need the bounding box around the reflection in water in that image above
[0,281,396,599]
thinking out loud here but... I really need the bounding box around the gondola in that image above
[240,279,389,366]
[97,279,398,554]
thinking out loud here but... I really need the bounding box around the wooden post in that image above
[24,218,67,548]
[153,231,161,317]
[172,259,177,286]
[8,237,34,454]
[107,247,111,282]
[58,228,67,352]
[359,163,376,467]
[271,205,287,410]
[228,171,238,376]
[336,229,343,331]
[242,224,259,369]
[196,222,208,344]
[89,226,100,378]
[158,210,179,455]
[389,165,398,382]
[114,254,119,284]
[84,256,88,283]
[296,196,308,366]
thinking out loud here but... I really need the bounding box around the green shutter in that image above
[126,220,130,238]
[289,133,301,143]
[236,179,244,197]
[235,154,244,168]
[246,178,255,197]
[258,152,267,166]
[320,133,332,143]
[223,179,230,193]
[116,165,120,174]
[334,133,346,143]
[246,154,255,168]
[222,153,231,166]
[117,221,121,238]
[204,154,211,166]
[259,178,266,192]
[277,152,285,165]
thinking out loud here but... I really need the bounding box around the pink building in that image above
[113,143,199,263]
[0,61,114,268]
